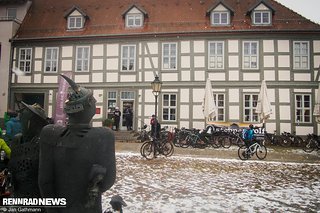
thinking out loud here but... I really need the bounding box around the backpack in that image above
[242,129,248,140]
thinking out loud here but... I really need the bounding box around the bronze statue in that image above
[9,102,49,198]
[38,75,116,213]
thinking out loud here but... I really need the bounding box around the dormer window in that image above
[64,6,88,30]
[206,1,234,26]
[122,4,148,28]
[248,1,275,26]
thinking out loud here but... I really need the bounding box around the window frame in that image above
[208,41,224,69]
[126,13,143,28]
[162,43,177,70]
[44,47,59,73]
[7,8,17,19]
[208,93,225,122]
[295,94,311,123]
[243,94,259,123]
[68,16,84,29]
[211,11,230,26]
[242,41,259,69]
[162,93,177,122]
[75,46,90,72]
[293,41,310,70]
[121,45,136,72]
[252,11,271,25]
[18,48,32,73]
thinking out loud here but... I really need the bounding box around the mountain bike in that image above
[238,140,267,160]
[264,131,283,146]
[140,138,174,160]
[280,131,303,147]
[302,134,320,153]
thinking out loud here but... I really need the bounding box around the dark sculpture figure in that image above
[9,102,49,198]
[38,75,116,213]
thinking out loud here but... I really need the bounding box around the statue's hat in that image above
[20,101,48,122]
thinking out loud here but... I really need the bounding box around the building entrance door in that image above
[121,101,134,130]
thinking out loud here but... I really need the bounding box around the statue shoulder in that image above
[40,124,66,144]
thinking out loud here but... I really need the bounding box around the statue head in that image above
[60,74,96,124]
[20,101,48,137]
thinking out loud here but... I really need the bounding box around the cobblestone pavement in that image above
[102,143,320,213]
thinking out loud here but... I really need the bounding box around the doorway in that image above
[121,101,134,130]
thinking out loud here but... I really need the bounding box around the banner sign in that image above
[54,72,72,126]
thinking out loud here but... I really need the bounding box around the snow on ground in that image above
[102,152,320,213]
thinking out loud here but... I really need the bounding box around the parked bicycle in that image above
[264,130,283,146]
[238,140,267,160]
[302,134,320,153]
[140,138,174,160]
[280,131,303,147]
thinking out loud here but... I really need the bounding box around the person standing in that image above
[113,107,121,131]
[124,106,133,131]
[5,112,22,142]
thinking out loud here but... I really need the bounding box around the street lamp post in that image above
[151,75,162,139]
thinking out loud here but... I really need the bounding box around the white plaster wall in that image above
[296,126,313,135]
[313,40,320,53]
[194,71,205,81]
[106,44,119,56]
[61,60,72,71]
[144,72,157,82]
[43,76,58,83]
[229,89,239,103]
[193,121,205,130]
[228,40,238,53]
[263,56,275,67]
[229,70,239,81]
[180,121,190,129]
[34,74,41,83]
[145,57,158,69]
[267,88,275,103]
[144,89,155,102]
[243,73,260,81]
[35,47,42,59]
[229,105,239,120]
[106,73,118,82]
[209,72,225,81]
[106,58,119,70]
[144,104,156,118]
[48,105,52,118]
[193,89,204,102]
[181,41,190,53]
[280,123,291,133]
[313,55,320,68]
[180,89,189,102]
[263,40,274,53]
[263,70,275,81]
[278,70,291,81]
[34,61,42,72]
[162,73,178,81]
[229,56,239,68]
[181,71,190,81]
[92,59,103,70]
[278,55,290,67]
[265,122,276,133]
[194,56,205,68]
[180,105,189,119]
[74,75,89,83]
[193,41,205,53]
[294,73,311,81]
[62,46,73,57]
[181,56,190,68]
[49,90,53,104]
[93,90,104,103]
[277,40,290,52]
[279,105,291,120]
[146,42,158,54]
[279,89,290,103]
[192,105,203,118]
[92,44,104,56]
[92,73,103,83]
[120,75,136,82]
[92,122,102,127]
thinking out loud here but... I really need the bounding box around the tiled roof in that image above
[14,0,320,41]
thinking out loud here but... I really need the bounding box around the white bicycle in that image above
[238,140,267,160]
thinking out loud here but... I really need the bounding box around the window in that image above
[253,11,271,25]
[76,46,90,72]
[295,94,311,123]
[162,43,177,70]
[19,48,32,73]
[7,8,17,19]
[208,41,224,69]
[244,94,258,122]
[163,94,176,121]
[243,41,258,69]
[126,14,143,27]
[211,12,229,25]
[121,91,135,100]
[121,45,136,71]
[68,16,84,29]
[44,47,59,72]
[208,94,225,122]
[293,41,309,69]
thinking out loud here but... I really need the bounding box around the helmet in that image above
[60,74,95,114]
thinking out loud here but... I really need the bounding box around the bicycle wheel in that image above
[280,136,292,147]
[294,136,304,147]
[221,136,232,148]
[140,141,149,157]
[162,142,174,157]
[256,144,267,160]
[238,145,249,160]
[141,142,155,160]
[303,138,316,153]
[209,136,222,148]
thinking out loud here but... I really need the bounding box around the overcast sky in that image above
[275,0,320,24]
